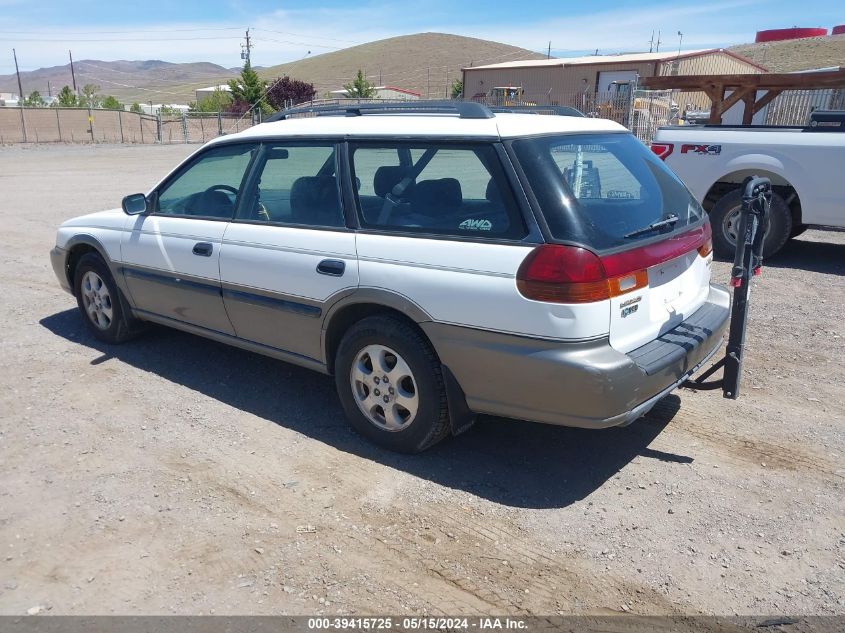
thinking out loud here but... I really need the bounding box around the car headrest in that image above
[412,178,462,209]
[374,166,413,198]
[290,176,342,226]
[485,178,502,204]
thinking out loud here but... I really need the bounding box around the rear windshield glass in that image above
[512,133,703,250]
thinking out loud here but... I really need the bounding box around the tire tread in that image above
[335,315,450,452]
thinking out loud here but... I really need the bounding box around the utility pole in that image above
[12,48,26,142]
[656,31,662,53]
[649,30,655,53]
[241,28,253,65]
[547,41,551,59]
[47,80,52,98]
[427,67,430,99]
[677,31,684,57]
[69,50,77,93]
[13,48,24,101]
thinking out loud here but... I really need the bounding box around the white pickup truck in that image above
[651,120,845,258]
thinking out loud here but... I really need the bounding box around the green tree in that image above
[450,79,463,99]
[189,88,233,113]
[343,70,376,99]
[228,61,269,114]
[159,105,182,116]
[23,90,45,107]
[101,95,122,110]
[129,102,143,113]
[56,85,77,107]
[78,83,101,108]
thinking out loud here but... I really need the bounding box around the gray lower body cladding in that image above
[424,284,730,429]
[50,246,73,294]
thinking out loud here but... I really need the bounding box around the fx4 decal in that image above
[680,144,722,155]
[459,219,492,231]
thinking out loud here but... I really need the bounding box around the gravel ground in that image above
[0,144,843,617]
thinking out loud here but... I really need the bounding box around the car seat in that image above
[290,176,343,227]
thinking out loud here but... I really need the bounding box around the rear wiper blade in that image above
[624,214,679,239]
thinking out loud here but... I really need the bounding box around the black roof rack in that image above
[265,100,494,122]
[488,105,585,118]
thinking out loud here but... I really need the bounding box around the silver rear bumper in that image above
[424,284,730,429]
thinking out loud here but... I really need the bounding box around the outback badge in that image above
[620,295,642,318]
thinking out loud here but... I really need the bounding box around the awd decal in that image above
[459,218,492,231]
[680,144,722,155]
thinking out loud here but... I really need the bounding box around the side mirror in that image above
[122,193,148,215]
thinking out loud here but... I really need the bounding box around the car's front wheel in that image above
[73,252,141,344]
[334,315,450,453]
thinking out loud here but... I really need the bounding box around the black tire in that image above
[710,188,792,259]
[334,315,450,453]
[73,252,141,344]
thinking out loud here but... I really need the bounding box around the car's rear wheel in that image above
[334,315,450,453]
[710,188,792,259]
[73,252,140,344]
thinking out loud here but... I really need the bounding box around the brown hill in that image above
[0,33,545,105]
[0,60,232,104]
[730,34,845,72]
[258,32,548,98]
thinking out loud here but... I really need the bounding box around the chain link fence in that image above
[468,88,680,142]
[1,89,841,146]
[0,107,258,144]
[763,88,845,126]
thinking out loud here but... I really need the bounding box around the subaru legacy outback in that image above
[50,102,729,452]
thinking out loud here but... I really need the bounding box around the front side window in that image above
[349,142,526,239]
[156,144,256,218]
[237,144,344,228]
[511,133,704,250]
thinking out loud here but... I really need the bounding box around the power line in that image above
[73,69,197,100]
[252,36,344,51]
[0,27,244,35]
[76,60,235,84]
[252,28,363,45]
[7,36,243,43]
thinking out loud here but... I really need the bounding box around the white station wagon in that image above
[50,102,729,452]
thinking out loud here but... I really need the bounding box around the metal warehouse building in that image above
[462,48,767,109]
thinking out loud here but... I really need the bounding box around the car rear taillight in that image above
[517,222,711,304]
[516,245,648,303]
[698,221,713,257]
[650,142,674,160]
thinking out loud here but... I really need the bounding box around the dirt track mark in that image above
[644,399,840,479]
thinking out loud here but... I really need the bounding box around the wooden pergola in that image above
[640,68,845,124]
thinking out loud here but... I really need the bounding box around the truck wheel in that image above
[334,315,450,453]
[710,189,792,259]
[73,252,141,344]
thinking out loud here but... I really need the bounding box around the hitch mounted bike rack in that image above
[682,176,771,400]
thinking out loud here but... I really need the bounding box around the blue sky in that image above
[1,0,841,72]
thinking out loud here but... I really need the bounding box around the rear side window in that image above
[237,144,343,228]
[512,133,703,250]
[349,142,526,239]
